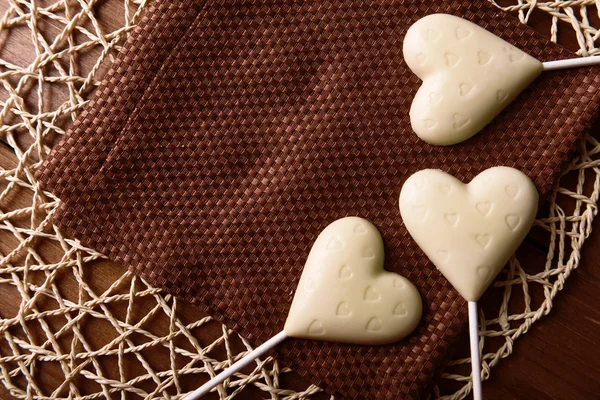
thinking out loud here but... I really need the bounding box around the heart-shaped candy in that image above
[403,14,543,145]
[284,217,422,345]
[399,167,538,301]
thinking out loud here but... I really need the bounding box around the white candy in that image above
[399,167,538,301]
[284,217,422,345]
[403,14,543,145]
[188,217,423,399]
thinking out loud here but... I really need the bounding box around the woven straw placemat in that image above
[0,0,599,399]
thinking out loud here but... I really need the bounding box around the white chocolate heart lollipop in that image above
[404,13,600,145]
[186,217,422,399]
[399,166,538,301]
[285,216,422,344]
[404,14,542,145]
[399,166,538,400]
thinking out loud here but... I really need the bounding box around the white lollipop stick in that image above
[468,301,482,400]
[543,56,600,71]
[184,330,288,400]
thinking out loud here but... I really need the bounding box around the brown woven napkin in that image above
[37,0,600,398]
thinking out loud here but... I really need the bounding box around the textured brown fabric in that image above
[37,0,600,398]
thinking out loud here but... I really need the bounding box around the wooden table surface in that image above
[0,1,599,399]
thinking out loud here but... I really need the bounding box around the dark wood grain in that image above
[0,1,599,399]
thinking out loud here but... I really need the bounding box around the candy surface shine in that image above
[399,167,538,302]
[403,14,543,145]
[284,217,422,345]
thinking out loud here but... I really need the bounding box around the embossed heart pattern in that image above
[399,167,538,302]
[403,14,543,145]
[284,217,423,345]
